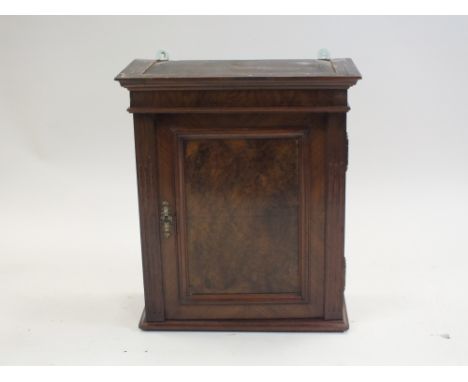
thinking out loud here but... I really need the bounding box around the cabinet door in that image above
[156,114,325,320]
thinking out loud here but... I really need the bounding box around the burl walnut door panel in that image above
[156,114,326,320]
[185,138,300,296]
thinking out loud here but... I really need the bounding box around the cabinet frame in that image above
[116,58,361,331]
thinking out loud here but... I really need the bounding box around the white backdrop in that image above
[1,16,467,365]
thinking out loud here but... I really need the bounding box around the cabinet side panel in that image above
[324,113,347,320]
[133,114,165,321]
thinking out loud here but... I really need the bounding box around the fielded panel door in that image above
[155,114,326,320]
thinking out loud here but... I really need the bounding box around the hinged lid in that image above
[115,59,361,90]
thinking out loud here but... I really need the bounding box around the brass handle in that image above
[160,201,173,238]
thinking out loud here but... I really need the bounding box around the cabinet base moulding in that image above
[139,302,349,332]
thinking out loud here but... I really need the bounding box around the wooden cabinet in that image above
[115,58,361,331]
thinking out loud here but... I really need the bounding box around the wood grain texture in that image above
[131,89,347,107]
[139,303,349,332]
[127,89,349,114]
[127,106,350,114]
[183,138,301,295]
[324,113,348,320]
[156,116,324,320]
[116,59,361,90]
[116,58,361,331]
[133,114,165,322]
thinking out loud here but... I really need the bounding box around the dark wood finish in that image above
[133,114,165,322]
[324,114,348,320]
[128,88,349,114]
[139,303,349,332]
[116,58,361,332]
[128,106,349,114]
[184,138,301,295]
[155,118,324,320]
[116,59,361,90]
[130,89,347,108]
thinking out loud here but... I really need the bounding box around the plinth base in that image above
[139,303,348,332]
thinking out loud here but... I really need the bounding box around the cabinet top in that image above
[115,59,361,90]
